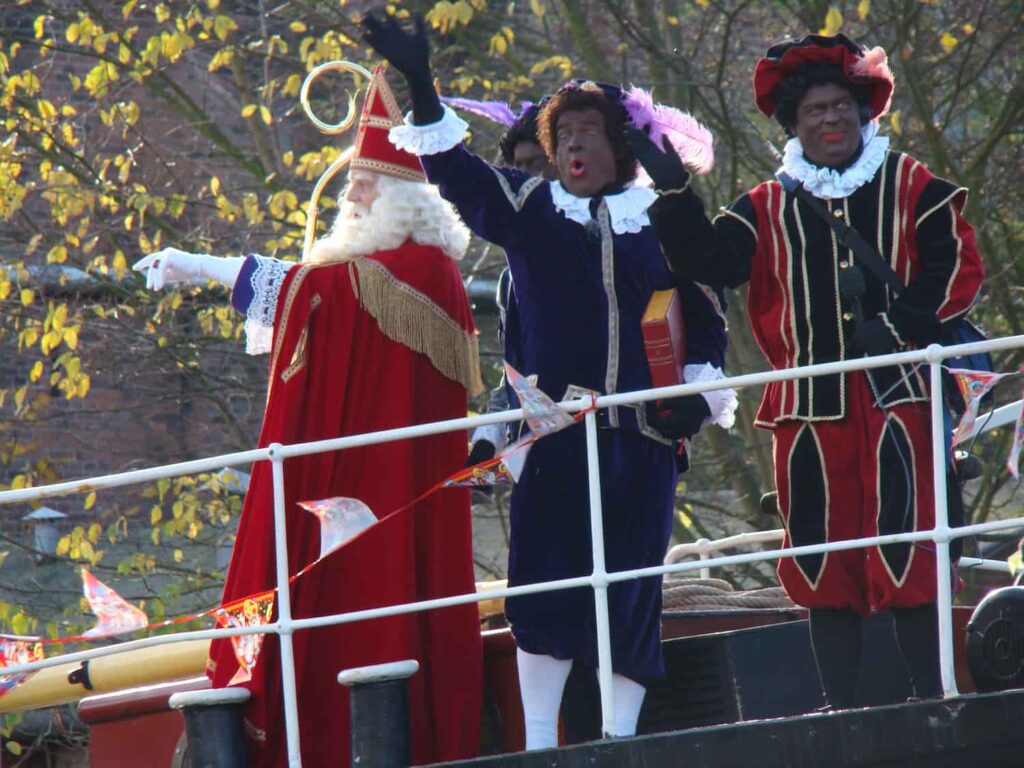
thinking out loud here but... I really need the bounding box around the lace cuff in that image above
[389,107,469,156]
[684,363,738,430]
[242,255,294,355]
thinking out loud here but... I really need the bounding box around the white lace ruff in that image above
[684,363,738,430]
[388,107,469,156]
[779,123,889,200]
[243,255,294,355]
[549,183,658,235]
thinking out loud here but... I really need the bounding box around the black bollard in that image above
[338,659,419,768]
[168,687,252,768]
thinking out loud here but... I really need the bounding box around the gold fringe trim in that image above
[356,259,484,396]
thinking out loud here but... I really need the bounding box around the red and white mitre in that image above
[351,64,427,183]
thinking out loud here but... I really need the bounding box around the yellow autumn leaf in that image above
[857,0,870,21]
[529,0,544,17]
[819,7,843,36]
[676,507,694,530]
[84,491,97,510]
[259,105,272,125]
[1009,548,1023,576]
[940,32,958,54]
[240,104,257,118]
[20,288,35,306]
[889,109,901,136]
[29,360,43,382]
[112,250,127,279]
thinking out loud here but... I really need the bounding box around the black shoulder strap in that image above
[777,172,905,296]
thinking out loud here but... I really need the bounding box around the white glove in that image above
[132,247,245,291]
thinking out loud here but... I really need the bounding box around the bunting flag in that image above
[1007,382,1024,480]
[446,369,590,488]
[442,438,534,488]
[214,590,276,685]
[81,569,149,638]
[0,637,44,697]
[505,363,576,438]
[297,497,378,559]
[948,368,1013,446]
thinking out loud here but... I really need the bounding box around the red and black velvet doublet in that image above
[653,150,983,611]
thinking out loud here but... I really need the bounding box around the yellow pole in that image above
[0,639,209,713]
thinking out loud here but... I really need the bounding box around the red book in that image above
[642,289,687,389]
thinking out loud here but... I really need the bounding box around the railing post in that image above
[583,410,616,737]
[697,539,711,579]
[168,688,251,768]
[927,350,958,697]
[269,445,304,766]
[337,660,418,768]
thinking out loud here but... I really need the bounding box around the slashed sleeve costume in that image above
[648,33,984,707]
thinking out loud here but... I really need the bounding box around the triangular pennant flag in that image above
[443,455,519,488]
[0,637,44,697]
[297,497,378,560]
[948,368,1013,446]
[505,363,575,438]
[498,439,533,483]
[81,569,149,638]
[215,591,276,685]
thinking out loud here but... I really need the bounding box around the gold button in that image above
[839,260,849,269]
[833,209,844,218]
[842,312,854,322]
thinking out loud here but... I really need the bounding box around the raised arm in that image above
[626,128,756,289]
[362,14,545,248]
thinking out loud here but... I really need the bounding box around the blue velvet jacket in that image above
[421,143,728,444]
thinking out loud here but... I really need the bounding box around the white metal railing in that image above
[666,532,1015,578]
[1,335,1023,766]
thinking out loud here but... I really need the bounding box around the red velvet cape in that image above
[208,242,483,767]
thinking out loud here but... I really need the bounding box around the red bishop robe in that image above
[208,241,484,767]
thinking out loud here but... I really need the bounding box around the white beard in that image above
[305,175,470,264]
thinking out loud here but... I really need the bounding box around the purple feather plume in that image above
[440,96,518,127]
[622,86,715,175]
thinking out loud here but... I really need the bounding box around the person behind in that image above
[363,15,736,749]
[468,103,556,466]
[133,66,484,766]
[639,33,983,709]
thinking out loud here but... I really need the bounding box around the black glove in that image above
[465,439,496,468]
[624,127,690,192]
[848,316,899,357]
[651,394,709,440]
[361,13,442,124]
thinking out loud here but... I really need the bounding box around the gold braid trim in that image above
[356,258,484,396]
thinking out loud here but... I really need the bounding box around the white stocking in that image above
[516,649,572,750]
[606,672,646,737]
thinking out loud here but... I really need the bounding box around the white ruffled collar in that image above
[779,123,889,200]
[549,182,657,235]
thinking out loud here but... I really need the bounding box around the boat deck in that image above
[431,689,1024,768]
